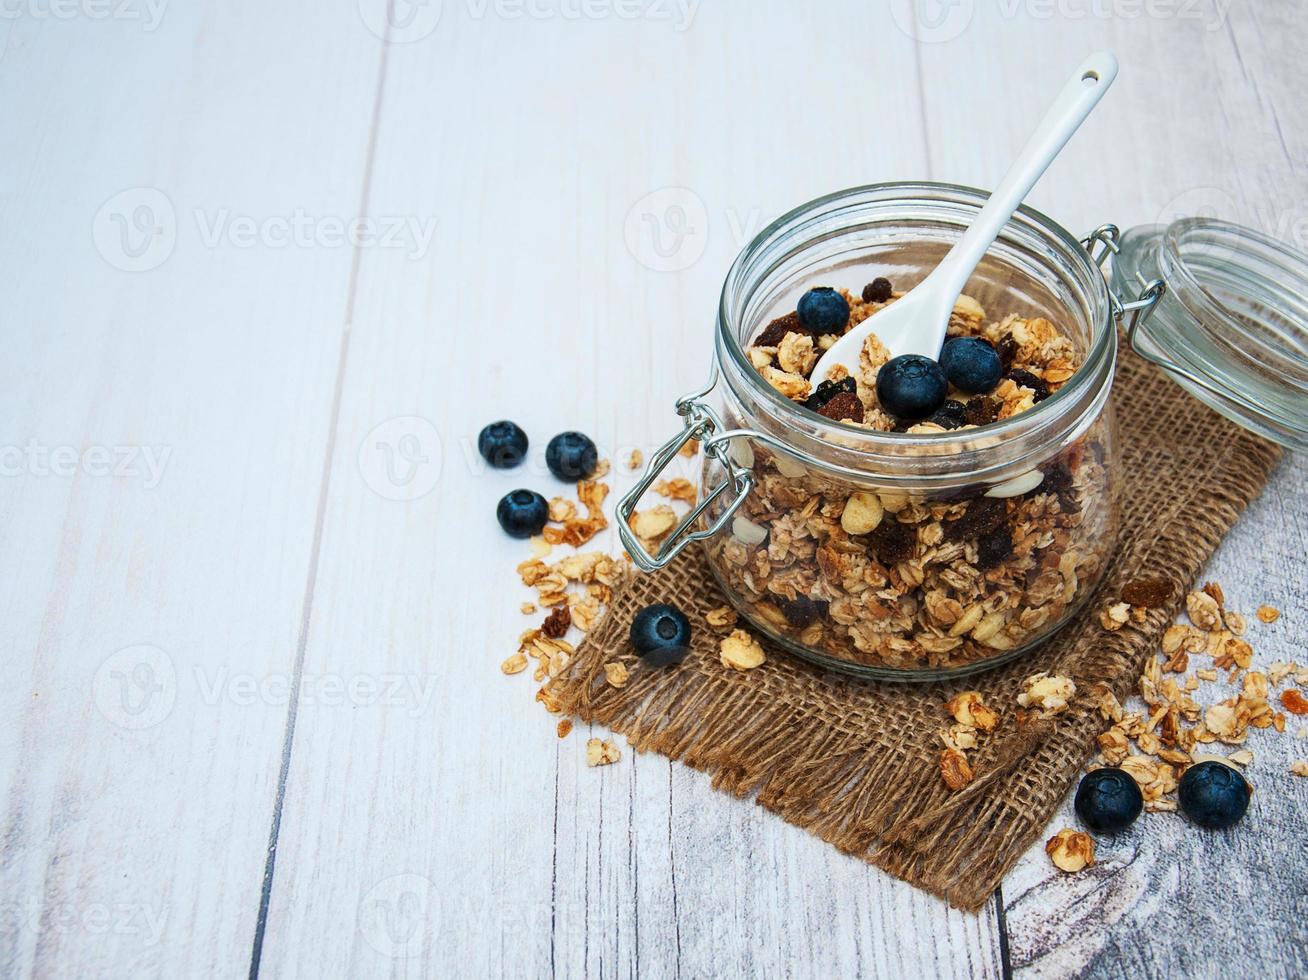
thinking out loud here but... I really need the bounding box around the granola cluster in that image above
[748,284,1080,431]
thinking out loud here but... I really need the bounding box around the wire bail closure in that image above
[617,373,756,571]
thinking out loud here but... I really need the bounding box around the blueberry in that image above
[496,489,549,539]
[545,431,598,481]
[876,354,949,421]
[796,287,850,335]
[1074,767,1143,833]
[939,337,1003,395]
[629,603,692,667]
[1178,760,1251,829]
[478,420,529,469]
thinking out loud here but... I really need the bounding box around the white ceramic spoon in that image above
[810,51,1119,383]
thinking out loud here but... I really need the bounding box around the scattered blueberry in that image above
[796,287,850,335]
[876,354,949,421]
[862,277,893,303]
[496,489,549,539]
[1178,760,1251,829]
[478,420,529,468]
[1074,767,1143,833]
[926,399,968,430]
[630,603,692,667]
[545,431,598,481]
[939,337,1003,395]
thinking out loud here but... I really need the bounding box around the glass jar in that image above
[618,182,1301,681]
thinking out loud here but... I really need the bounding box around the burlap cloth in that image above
[545,344,1281,912]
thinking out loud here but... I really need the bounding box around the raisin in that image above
[804,376,857,412]
[816,391,864,422]
[927,399,967,430]
[995,335,1019,369]
[943,497,1008,542]
[861,277,893,303]
[1121,577,1174,609]
[976,526,1012,569]
[1040,462,1074,494]
[541,606,571,638]
[868,519,917,564]
[1006,368,1051,402]
[754,311,812,348]
[963,397,1001,427]
[777,594,820,627]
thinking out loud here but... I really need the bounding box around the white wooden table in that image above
[1,1,1304,976]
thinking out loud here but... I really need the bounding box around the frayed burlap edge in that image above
[544,348,1281,912]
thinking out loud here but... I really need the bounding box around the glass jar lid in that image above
[1111,217,1308,450]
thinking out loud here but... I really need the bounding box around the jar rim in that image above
[715,181,1116,466]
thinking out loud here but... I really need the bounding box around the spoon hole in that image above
[1081,71,1100,85]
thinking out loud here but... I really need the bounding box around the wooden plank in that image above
[257,1,1007,976]
[0,5,381,976]
[909,2,1308,974]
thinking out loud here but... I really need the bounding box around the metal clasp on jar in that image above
[1085,223,1220,394]
[616,372,757,570]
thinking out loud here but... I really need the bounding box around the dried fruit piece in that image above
[862,277,893,303]
[976,527,1013,570]
[816,391,864,422]
[1121,577,1173,609]
[1004,368,1051,402]
[754,311,812,348]
[868,519,917,564]
[939,748,974,791]
[943,497,1008,543]
[557,719,573,738]
[541,606,571,639]
[962,397,1001,426]
[1281,690,1308,715]
[1045,829,1095,873]
[719,629,766,670]
[586,738,621,767]
[777,595,820,628]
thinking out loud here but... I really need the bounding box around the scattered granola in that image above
[1280,689,1308,715]
[654,478,698,503]
[1018,673,1077,715]
[521,602,537,615]
[1046,828,1095,873]
[1100,601,1130,631]
[719,629,766,671]
[501,652,528,675]
[1256,604,1280,624]
[945,691,998,732]
[940,748,974,791]
[557,719,573,739]
[1290,760,1308,777]
[603,662,630,688]
[586,738,621,767]
[627,448,644,470]
[705,605,738,631]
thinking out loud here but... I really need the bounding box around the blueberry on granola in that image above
[876,354,948,421]
[939,336,1003,394]
[862,277,893,303]
[796,287,850,335]
[1074,767,1143,833]
[1178,760,1251,829]
[630,603,692,667]
[496,489,549,539]
[545,431,598,481]
[478,420,529,469]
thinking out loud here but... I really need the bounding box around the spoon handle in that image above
[931,52,1119,302]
